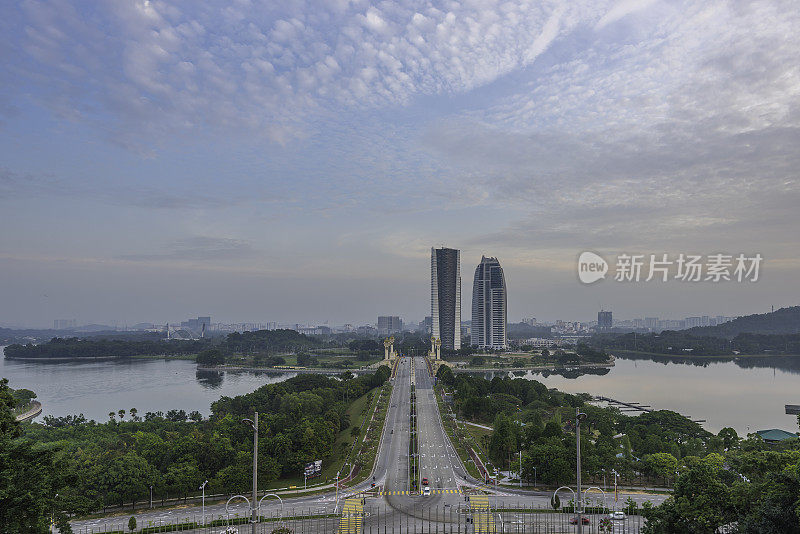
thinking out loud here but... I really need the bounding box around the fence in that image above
[72,504,645,534]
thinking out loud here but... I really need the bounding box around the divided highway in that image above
[70,356,662,533]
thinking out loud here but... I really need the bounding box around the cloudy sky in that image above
[1,0,798,328]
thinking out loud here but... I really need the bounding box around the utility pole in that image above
[243,412,259,534]
[576,407,586,534]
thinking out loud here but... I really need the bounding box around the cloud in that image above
[118,236,257,262]
[0,167,245,210]
[3,0,608,148]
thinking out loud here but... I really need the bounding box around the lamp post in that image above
[243,412,259,534]
[149,485,153,509]
[335,470,341,512]
[611,469,619,511]
[576,408,587,534]
[199,480,208,526]
[519,451,522,488]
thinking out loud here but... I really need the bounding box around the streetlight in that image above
[199,480,208,526]
[611,469,619,511]
[518,451,522,488]
[242,412,259,534]
[149,485,153,509]
[576,408,587,534]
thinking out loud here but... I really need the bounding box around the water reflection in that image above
[616,352,800,375]
[195,369,224,389]
[457,354,800,434]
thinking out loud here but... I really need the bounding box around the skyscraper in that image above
[431,247,461,350]
[471,256,507,349]
[598,310,612,330]
[377,316,403,334]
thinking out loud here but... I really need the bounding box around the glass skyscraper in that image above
[431,247,461,350]
[471,256,507,349]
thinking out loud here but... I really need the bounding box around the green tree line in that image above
[0,366,390,532]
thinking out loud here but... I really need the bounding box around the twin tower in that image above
[430,247,508,351]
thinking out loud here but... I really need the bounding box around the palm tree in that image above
[108,412,115,422]
[130,408,138,421]
[118,409,126,420]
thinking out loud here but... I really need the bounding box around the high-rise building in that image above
[471,256,507,349]
[597,310,613,330]
[377,316,403,334]
[431,247,461,350]
[53,319,77,330]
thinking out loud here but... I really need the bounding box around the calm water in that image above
[3,348,799,435]
[471,354,800,435]
[0,348,294,422]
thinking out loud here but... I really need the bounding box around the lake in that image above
[466,353,800,435]
[2,348,798,435]
[0,348,295,422]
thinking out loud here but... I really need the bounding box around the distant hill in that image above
[685,306,800,339]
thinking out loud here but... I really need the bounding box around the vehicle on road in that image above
[609,511,627,520]
[569,516,590,525]
[422,486,431,496]
[421,477,428,485]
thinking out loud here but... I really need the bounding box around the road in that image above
[70,356,664,533]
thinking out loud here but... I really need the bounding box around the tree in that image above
[644,453,679,485]
[128,516,137,532]
[196,349,226,366]
[642,462,734,534]
[718,427,739,449]
[165,461,201,502]
[436,365,455,386]
[0,378,69,533]
[118,409,126,420]
[488,414,517,468]
[129,408,138,421]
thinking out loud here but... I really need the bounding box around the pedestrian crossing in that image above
[338,498,364,534]
[376,488,461,496]
[468,494,497,533]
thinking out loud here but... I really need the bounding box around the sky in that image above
[1,0,799,328]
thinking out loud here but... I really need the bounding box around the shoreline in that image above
[453,359,615,373]
[615,349,800,360]
[15,400,42,422]
[196,365,375,374]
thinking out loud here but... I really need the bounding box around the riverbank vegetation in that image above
[593,330,800,357]
[4,329,383,369]
[435,367,800,533]
[461,344,611,369]
[0,367,390,531]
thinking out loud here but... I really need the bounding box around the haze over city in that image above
[2,0,799,326]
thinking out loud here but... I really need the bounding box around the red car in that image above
[569,516,590,525]
[421,477,429,486]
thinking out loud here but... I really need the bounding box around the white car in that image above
[422,486,431,496]
[609,511,627,520]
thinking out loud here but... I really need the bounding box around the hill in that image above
[686,306,800,339]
